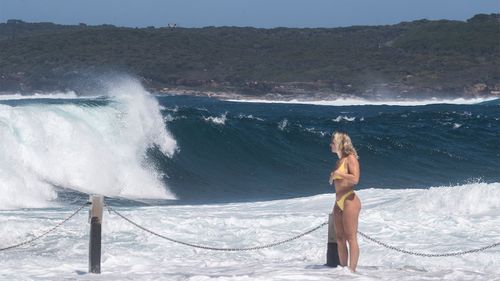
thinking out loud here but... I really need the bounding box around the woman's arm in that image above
[333,155,360,185]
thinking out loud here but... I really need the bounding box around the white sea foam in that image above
[332,115,356,122]
[0,91,87,100]
[277,119,289,130]
[226,97,498,106]
[237,114,264,121]
[203,112,228,125]
[0,182,498,280]
[0,78,177,209]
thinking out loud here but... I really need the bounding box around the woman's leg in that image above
[333,204,348,266]
[342,195,361,272]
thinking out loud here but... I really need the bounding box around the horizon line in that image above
[2,12,498,29]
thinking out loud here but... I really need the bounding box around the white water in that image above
[0,92,81,100]
[1,182,499,280]
[226,97,498,106]
[333,115,357,122]
[0,79,177,209]
[203,112,228,125]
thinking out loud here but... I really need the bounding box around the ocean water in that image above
[0,79,499,280]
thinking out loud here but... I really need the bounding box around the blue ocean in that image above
[2,92,499,206]
[157,95,500,203]
[1,79,499,280]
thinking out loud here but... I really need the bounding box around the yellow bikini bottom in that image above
[336,190,355,211]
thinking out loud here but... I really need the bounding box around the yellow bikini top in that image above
[334,159,347,180]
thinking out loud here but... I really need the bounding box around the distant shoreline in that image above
[153,82,500,101]
[1,85,499,102]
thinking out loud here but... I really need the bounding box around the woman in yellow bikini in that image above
[329,132,361,272]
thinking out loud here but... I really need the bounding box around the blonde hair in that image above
[332,131,358,158]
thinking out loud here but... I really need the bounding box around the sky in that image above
[0,0,499,28]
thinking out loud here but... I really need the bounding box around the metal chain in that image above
[0,202,90,252]
[3,199,497,257]
[106,204,500,256]
[106,204,328,251]
[358,231,500,257]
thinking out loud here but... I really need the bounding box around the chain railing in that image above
[1,200,498,258]
[0,202,90,251]
[107,204,500,256]
[106,204,328,251]
[357,231,500,257]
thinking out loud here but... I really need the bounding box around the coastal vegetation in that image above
[0,14,499,98]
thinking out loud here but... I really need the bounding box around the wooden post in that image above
[326,213,340,267]
[89,195,103,274]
